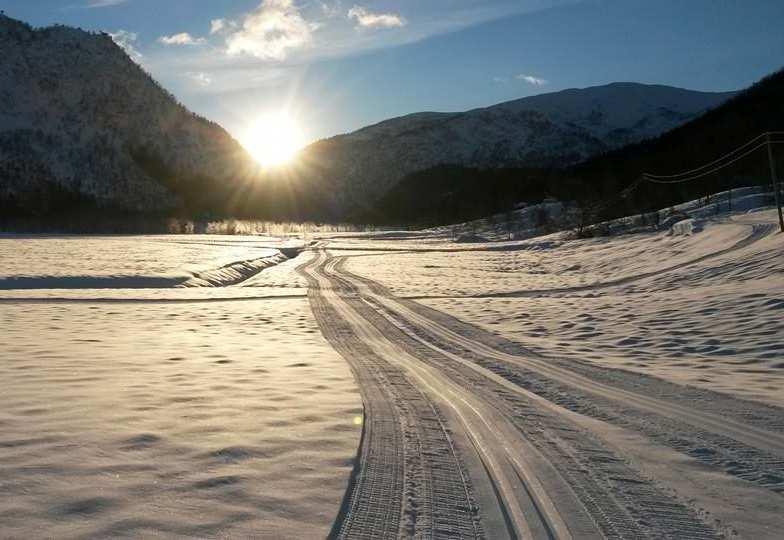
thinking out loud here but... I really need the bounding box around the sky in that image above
[2,0,784,146]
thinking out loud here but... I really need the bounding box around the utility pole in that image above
[767,133,784,233]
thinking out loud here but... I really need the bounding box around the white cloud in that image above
[158,33,206,46]
[516,74,548,86]
[225,0,314,61]
[186,72,212,87]
[210,19,227,35]
[347,5,406,28]
[86,0,127,7]
[109,30,143,62]
[141,1,566,105]
[320,1,343,18]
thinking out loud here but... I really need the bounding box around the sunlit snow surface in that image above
[2,208,783,536]
[342,209,784,407]
[0,235,289,288]
[0,235,310,299]
[0,236,361,538]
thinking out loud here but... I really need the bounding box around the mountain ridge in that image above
[297,82,735,214]
[328,81,734,137]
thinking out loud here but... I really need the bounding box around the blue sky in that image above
[2,0,783,144]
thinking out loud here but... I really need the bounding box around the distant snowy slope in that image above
[301,83,735,213]
[0,15,255,214]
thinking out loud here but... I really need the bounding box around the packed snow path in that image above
[300,241,784,539]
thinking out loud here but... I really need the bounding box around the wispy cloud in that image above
[159,33,206,46]
[147,1,571,73]
[320,1,343,18]
[186,72,212,87]
[143,1,569,102]
[224,0,314,61]
[516,74,548,86]
[85,0,128,7]
[109,30,143,62]
[347,5,406,28]
[210,19,228,35]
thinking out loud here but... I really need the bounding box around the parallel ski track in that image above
[315,249,722,539]
[335,255,784,495]
[297,253,483,540]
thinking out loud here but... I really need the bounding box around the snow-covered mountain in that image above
[0,14,736,221]
[300,83,735,213]
[0,15,254,214]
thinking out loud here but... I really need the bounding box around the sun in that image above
[240,112,305,168]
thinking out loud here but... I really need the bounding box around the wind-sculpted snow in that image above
[0,297,362,538]
[345,207,784,407]
[0,237,360,538]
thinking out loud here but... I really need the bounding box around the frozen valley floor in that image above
[1,209,783,538]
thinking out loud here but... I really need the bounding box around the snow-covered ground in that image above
[305,201,784,538]
[0,238,360,538]
[344,207,784,406]
[2,200,783,538]
[0,235,295,288]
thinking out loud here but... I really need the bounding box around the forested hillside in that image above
[0,14,256,227]
[367,68,783,227]
[300,83,734,215]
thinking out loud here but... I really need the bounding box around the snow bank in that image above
[0,252,292,289]
[181,252,289,287]
[668,218,704,236]
[0,235,301,290]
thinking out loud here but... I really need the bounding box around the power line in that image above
[575,132,784,234]
[643,141,768,184]
[642,131,783,232]
[643,131,784,183]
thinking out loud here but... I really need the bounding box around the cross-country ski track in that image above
[298,231,784,540]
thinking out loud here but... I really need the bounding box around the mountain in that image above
[299,83,735,214]
[368,68,784,227]
[0,14,256,221]
[0,14,743,228]
[569,67,784,222]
